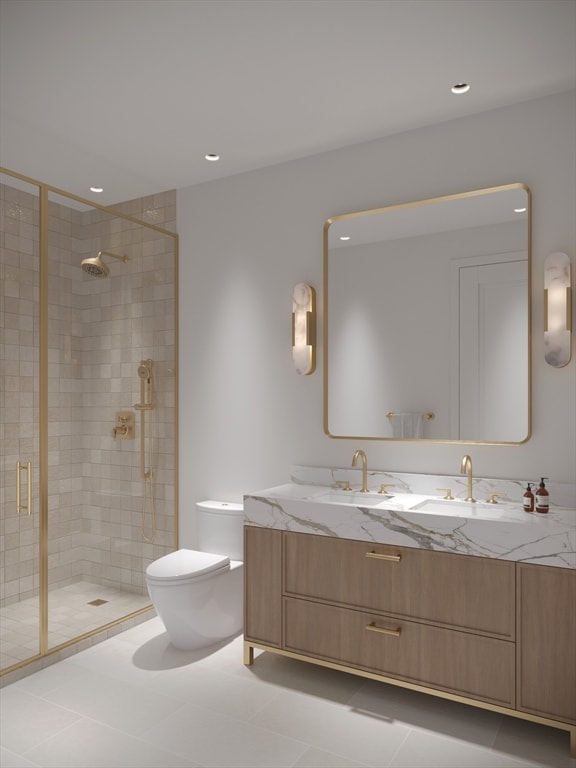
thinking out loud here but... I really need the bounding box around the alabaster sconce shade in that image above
[292,283,316,375]
[544,252,572,368]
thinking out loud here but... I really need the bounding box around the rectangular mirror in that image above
[324,183,531,443]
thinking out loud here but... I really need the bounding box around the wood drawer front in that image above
[517,564,576,724]
[284,597,515,707]
[244,526,282,646]
[283,532,515,639]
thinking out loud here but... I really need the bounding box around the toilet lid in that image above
[146,549,230,581]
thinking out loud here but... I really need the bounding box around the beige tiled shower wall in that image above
[1,183,177,607]
[0,182,41,607]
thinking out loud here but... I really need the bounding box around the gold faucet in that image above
[352,449,369,492]
[460,454,476,502]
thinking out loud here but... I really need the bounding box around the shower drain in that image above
[87,599,108,606]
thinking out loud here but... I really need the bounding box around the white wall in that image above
[177,91,575,546]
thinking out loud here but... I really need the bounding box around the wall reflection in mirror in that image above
[324,184,531,443]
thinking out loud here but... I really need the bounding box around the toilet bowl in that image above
[145,500,244,650]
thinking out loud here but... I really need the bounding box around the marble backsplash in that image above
[288,465,576,510]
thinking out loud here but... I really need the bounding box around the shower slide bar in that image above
[134,359,156,543]
[134,359,153,479]
[16,460,32,515]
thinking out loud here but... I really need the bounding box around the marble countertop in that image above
[243,482,576,569]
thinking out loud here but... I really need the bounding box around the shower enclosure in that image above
[0,169,178,679]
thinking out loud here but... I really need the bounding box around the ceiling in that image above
[1,0,575,207]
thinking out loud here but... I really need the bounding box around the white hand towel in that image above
[389,412,425,438]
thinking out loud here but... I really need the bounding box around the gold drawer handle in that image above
[365,622,401,637]
[365,551,401,562]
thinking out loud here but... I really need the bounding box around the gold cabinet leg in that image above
[243,641,254,666]
[570,727,576,759]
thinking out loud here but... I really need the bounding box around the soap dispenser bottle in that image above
[523,483,534,512]
[535,478,549,513]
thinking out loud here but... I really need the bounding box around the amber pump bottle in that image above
[535,477,549,513]
[523,482,534,512]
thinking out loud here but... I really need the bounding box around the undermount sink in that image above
[296,486,527,521]
[314,491,392,507]
[408,498,523,521]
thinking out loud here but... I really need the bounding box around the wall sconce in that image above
[292,283,316,375]
[544,252,572,367]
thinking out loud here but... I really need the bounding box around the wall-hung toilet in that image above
[145,500,244,650]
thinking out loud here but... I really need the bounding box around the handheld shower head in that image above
[135,359,154,410]
[138,359,153,380]
[81,251,128,278]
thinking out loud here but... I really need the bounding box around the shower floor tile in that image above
[0,582,151,672]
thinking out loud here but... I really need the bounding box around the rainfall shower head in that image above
[81,250,128,278]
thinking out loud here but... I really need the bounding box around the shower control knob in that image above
[112,412,134,440]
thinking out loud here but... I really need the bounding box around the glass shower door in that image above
[44,189,177,650]
[1,172,177,676]
[0,173,41,672]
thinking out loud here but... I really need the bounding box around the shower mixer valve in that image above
[112,412,135,440]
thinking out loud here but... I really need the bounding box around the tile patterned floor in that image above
[0,582,151,669]
[1,617,575,768]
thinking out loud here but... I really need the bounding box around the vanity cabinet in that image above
[244,526,575,754]
[517,563,576,725]
[243,526,282,647]
[284,532,515,639]
[283,532,515,707]
[284,597,515,706]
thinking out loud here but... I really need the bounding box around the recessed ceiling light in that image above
[205,154,220,162]
[89,186,104,193]
[451,83,470,94]
[339,236,350,241]
[514,207,527,213]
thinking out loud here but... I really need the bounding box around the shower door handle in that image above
[16,460,32,515]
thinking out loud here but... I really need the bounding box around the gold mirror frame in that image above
[323,183,531,444]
